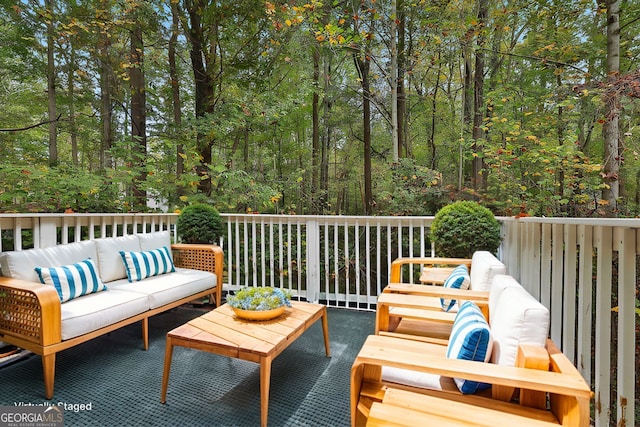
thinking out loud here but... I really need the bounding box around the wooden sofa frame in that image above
[0,243,223,399]
[351,334,592,427]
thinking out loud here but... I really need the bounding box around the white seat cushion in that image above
[60,289,149,340]
[108,268,215,309]
[469,251,507,292]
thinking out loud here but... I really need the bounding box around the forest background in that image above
[1,0,639,218]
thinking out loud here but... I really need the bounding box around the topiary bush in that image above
[430,201,501,258]
[176,203,224,244]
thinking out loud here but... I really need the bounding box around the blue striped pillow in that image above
[446,301,493,394]
[119,246,175,282]
[35,258,107,303]
[440,264,471,312]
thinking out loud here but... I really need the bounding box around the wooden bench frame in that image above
[351,335,592,427]
[389,257,472,284]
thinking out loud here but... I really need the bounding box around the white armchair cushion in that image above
[489,286,549,367]
[469,251,507,292]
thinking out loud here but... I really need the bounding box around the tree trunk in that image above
[68,46,78,167]
[397,2,407,158]
[390,0,398,161]
[355,55,373,214]
[169,1,184,186]
[46,0,57,167]
[183,0,215,196]
[98,0,113,170]
[471,0,488,191]
[321,55,331,212]
[130,21,146,208]
[602,0,620,216]
[311,45,321,214]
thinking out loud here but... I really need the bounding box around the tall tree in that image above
[471,0,488,190]
[129,9,147,207]
[602,0,620,216]
[45,0,57,166]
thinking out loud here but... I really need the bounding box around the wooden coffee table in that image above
[160,301,330,427]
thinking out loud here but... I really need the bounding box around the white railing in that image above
[0,212,636,426]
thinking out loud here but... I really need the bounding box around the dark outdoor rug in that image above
[0,306,375,426]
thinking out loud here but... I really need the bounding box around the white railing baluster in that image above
[617,227,635,426]
[594,226,612,427]
[577,224,593,382]
[562,224,577,362]
[550,223,563,347]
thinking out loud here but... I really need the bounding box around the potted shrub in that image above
[176,203,224,244]
[430,201,501,258]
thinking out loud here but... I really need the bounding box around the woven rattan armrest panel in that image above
[171,244,224,306]
[0,276,61,347]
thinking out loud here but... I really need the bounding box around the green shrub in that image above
[430,201,501,258]
[176,203,224,244]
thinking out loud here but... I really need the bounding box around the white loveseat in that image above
[0,231,223,399]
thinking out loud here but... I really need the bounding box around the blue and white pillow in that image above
[440,264,471,312]
[119,246,175,282]
[446,301,493,394]
[35,258,107,303]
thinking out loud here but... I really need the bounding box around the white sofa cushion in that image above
[94,235,141,282]
[0,240,98,283]
[138,231,172,252]
[489,285,549,366]
[108,268,215,310]
[469,251,507,292]
[119,247,175,282]
[35,258,107,303]
[60,289,149,340]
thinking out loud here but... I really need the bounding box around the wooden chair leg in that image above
[42,353,56,400]
[142,318,149,350]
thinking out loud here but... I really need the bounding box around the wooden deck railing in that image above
[0,212,636,426]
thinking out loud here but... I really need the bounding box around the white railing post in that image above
[306,219,320,303]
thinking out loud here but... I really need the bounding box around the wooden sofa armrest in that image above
[351,335,592,427]
[171,243,224,306]
[390,257,472,283]
[375,290,489,334]
[0,276,62,349]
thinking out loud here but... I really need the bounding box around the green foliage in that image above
[0,165,123,213]
[376,159,445,215]
[430,201,501,258]
[176,203,223,244]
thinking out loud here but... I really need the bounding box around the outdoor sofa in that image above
[0,231,223,399]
